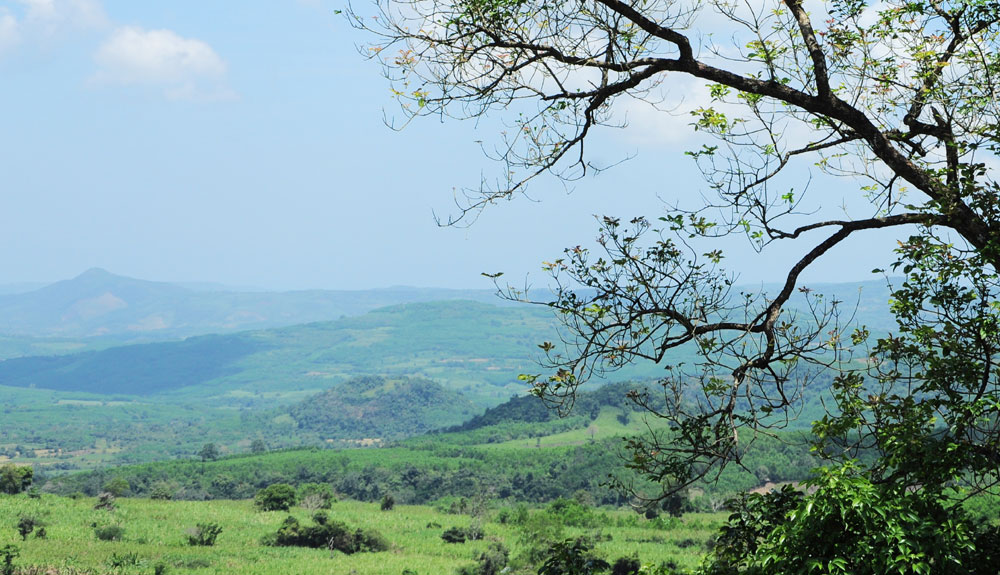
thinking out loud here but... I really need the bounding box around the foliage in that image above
[441,526,467,544]
[262,512,389,554]
[254,483,297,512]
[456,540,510,575]
[185,522,223,546]
[538,538,611,575]
[149,481,175,500]
[0,464,32,495]
[16,515,42,541]
[355,0,1000,566]
[199,443,220,462]
[102,477,130,497]
[700,464,985,575]
[611,555,641,575]
[0,545,16,575]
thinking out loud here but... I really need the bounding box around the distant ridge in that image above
[0,268,502,340]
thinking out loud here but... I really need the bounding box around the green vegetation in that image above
[253,484,297,512]
[45,382,820,509]
[0,465,32,495]
[0,492,723,574]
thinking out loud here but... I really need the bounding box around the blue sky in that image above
[0,0,903,290]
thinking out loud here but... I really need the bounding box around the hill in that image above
[286,375,479,441]
[0,300,577,403]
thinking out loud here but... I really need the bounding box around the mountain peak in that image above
[75,268,115,280]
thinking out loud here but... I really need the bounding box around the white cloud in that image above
[0,0,105,56]
[93,26,234,101]
[0,8,20,54]
[15,0,107,34]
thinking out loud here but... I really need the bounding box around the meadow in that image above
[0,493,723,574]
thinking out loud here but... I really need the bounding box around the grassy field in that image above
[0,493,723,574]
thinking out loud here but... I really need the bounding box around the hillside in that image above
[286,375,479,441]
[46,381,819,510]
[0,278,899,471]
[0,300,577,403]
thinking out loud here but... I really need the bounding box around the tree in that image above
[0,464,32,495]
[355,0,1000,569]
[198,443,220,462]
[102,477,130,497]
[254,483,297,512]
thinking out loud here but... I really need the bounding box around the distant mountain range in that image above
[0,268,504,340]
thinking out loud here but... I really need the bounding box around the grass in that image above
[0,493,723,574]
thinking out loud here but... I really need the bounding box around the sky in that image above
[0,0,908,291]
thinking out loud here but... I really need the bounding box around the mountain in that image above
[0,268,504,341]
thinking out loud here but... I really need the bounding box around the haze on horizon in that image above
[1,0,906,292]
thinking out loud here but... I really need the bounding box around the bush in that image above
[95,525,124,541]
[185,522,222,546]
[441,526,467,544]
[94,492,116,511]
[0,544,17,575]
[254,484,297,512]
[150,482,175,501]
[16,515,42,541]
[537,538,610,575]
[262,514,389,554]
[547,498,600,528]
[381,494,395,511]
[475,540,510,575]
[611,554,641,575]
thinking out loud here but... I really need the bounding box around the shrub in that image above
[185,522,222,546]
[94,492,116,511]
[262,514,388,554]
[441,526,467,544]
[611,554,641,575]
[16,515,42,541]
[380,494,395,511]
[94,525,124,541]
[0,544,17,575]
[149,482,175,500]
[474,541,509,575]
[254,484,297,512]
[537,538,610,575]
[548,498,600,528]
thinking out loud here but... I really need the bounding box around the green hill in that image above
[286,375,479,441]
